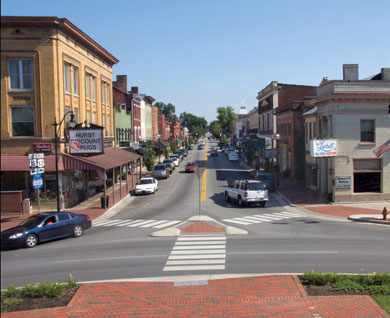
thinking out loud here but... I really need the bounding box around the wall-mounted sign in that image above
[34,143,52,153]
[310,139,338,157]
[336,176,351,190]
[68,129,103,154]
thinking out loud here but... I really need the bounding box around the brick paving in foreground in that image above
[2,275,388,318]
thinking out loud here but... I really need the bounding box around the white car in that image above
[228,151,239,161]
[169,155,180,167]
[135,178,158,195]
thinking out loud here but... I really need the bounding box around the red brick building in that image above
[152,106,158,141]
[130,87,141,143]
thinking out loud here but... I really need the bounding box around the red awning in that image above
[62,147,142,171]
[0,155,64,172]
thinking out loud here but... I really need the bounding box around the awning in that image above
[1,155,64,172]
[62,147,142,171]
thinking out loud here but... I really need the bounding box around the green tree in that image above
[209,120,222,139]
[179,112,208,137]
[154,102,176,119]
[144,144,156,171]
[164,147,170,159]
[217,106,237,136]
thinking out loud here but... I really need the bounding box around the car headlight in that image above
[9,233,23,239]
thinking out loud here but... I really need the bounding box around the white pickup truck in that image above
[225,180,268,207]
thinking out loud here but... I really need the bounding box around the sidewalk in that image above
[276,178,390,225]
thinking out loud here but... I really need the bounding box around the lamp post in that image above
[52,111,76,212]
[272,133,280,187]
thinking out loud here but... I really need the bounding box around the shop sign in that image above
[34,143,52,153]
[336,176,351,190]
[33,174,43,189]
[310,139,337,157]
[68,129,103,154]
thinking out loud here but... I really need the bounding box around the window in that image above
[361,120,375,142]
[309,122,312,140]
[107,115,111,136]
[102,114,105,128]
[11,105,34,136]
[85,74,90,100]
[101,82,105,105]
[58,213,70,221]
[93,112,97,124]
[106,84,110,106]
[73,66,79,96]
[86,111,90,124]
[92,76,96,101]
[288,122,291,136]
[353,159,381,193]
[73,108,79,123]
[313,122,316,138]
[64,62,70,93]
[8,59,33,90]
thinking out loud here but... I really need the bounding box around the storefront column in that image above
[126,164,129,194]
[119,165,122,198]
[112,167,115,203]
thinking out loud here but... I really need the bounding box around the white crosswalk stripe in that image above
[222,211,304,226]
[92,219,181,229]
[163,235,226,271]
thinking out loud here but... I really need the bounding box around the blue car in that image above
[1,212,92,249]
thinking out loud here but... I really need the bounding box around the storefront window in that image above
[353,159,381,193]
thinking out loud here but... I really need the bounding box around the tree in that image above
[144,144,156,172]
[209,120,222,139]
[179,112,208,137]
[154,102,176,119]
[217,106,237,136]
[164,147,170,159]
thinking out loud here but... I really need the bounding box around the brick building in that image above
[113,75,132,147]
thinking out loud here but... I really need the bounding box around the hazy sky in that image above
[2,0,389,123]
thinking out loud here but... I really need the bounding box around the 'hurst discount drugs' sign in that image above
[69,129,103,154]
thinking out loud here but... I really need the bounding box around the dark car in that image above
[198,144,204,150]
[187,145,193,150]
[210,149,219,156]
[185,161,199,173]
[256,173,275,192]
[163,159,175,173]
[151,164,170,179]
[1,212,92,249]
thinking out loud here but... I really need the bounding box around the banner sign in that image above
[34,143,52,153]
[68,129,104,154]
[310,139,337,157]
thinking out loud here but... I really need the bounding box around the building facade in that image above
[306,65,390,202]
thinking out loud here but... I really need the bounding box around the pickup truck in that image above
[225,180,268,207]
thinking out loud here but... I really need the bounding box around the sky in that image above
[2,0,390,123]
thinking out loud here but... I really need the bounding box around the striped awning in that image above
[0,155,64,172]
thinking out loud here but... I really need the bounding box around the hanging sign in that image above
[310,139,338,157]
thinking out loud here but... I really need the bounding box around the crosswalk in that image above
[163,235,226,271]
[92,219,182,229]
[222,211,304,225]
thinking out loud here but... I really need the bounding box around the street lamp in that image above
[53,111,76,212]
[272,133,280,186]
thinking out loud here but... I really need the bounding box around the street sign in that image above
[29,153,45,175]
[33,173,43,189]
[195,167,205,179]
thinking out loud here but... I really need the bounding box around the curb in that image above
[348,214,390,225]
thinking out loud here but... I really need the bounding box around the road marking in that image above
[153,220,181,228]
[163,235,226,271]
[139,220,170,227]
[93,219,181,229]
[127,220,158,227]
[222,212,305,225]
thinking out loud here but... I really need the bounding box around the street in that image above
[1,140,389,288]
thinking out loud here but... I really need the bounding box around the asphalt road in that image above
[1,140,389,288]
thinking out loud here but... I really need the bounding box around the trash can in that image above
[100,196,109,208]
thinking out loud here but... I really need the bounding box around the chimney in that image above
[381,68,390,80]
[343,64,359,80]
[131,87,139,94]
[113,75,127,92]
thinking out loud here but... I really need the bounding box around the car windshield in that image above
[164,159,173,163]
[154,165,166,170]
[247,183,267,190]
[187,162,197,166]
[258,174,273,181]
[139,179,153,185]
[19,214,47,227]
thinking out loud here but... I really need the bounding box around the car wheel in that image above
[225,192,230,202]
[25,234,38,248]
[73,224,83,237]
[260,202,266,208]
[238,196,243,207]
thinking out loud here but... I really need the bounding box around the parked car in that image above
[225,180,269,207]
[256,173,275,192]
[180,148,188,157]
[151,164,170,179]
[198,144,204,150]
[225,147,234,155]
[174,151,184,161]
[228,151,239,161]
[1,212,92,249]
[135,177,158,195]
[163,159,175,173]
[187,145,193,150]
[185,161,199,173]
[170,155,180,166]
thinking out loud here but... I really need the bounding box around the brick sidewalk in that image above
[2,275,388,318]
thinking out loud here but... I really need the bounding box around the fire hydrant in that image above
[382,207,388,220]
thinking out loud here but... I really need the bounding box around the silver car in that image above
[151,164,169,179]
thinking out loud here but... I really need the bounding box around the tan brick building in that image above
[0,16,126,209]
